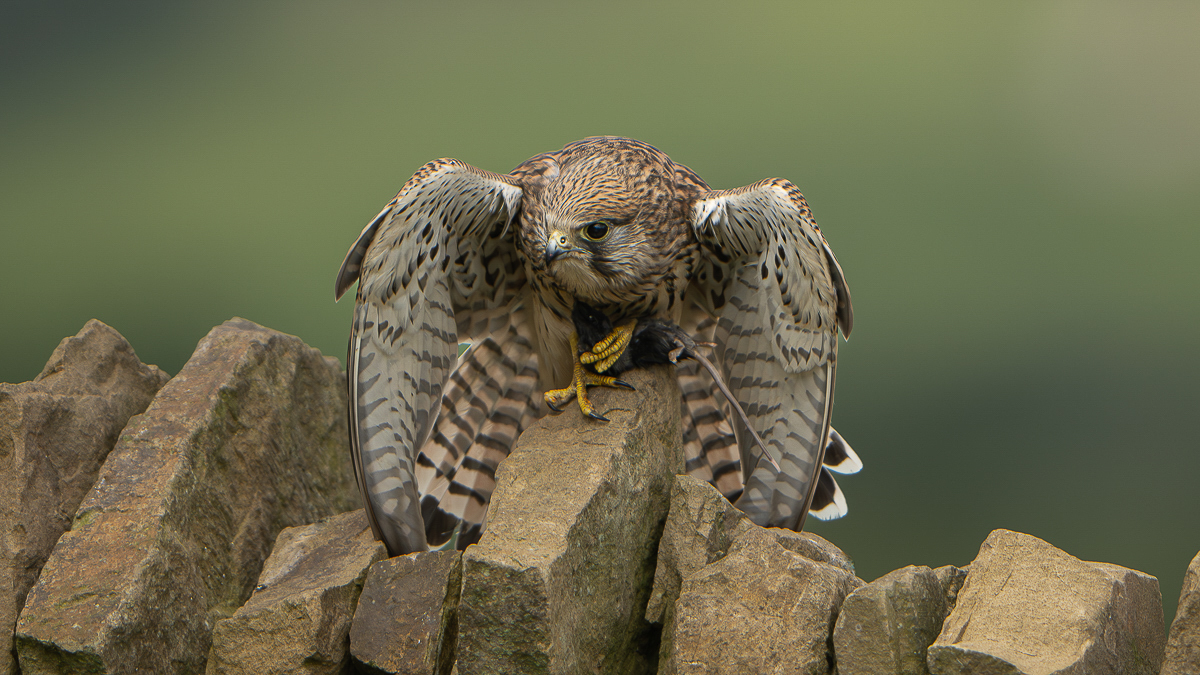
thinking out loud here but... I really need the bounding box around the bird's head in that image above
[516,137,682,300]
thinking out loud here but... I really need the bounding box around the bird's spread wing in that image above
[686,178,852,531]
[335,159,525,555]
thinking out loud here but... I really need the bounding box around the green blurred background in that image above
[3,1,1197,621]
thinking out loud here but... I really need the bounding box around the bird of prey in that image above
[335,137,858,556]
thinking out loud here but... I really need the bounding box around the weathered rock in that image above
[774,528,857,576]
[206,510,386,675]
[1163,550,1200,675]
[668,531,862,675]
[350,550,462,675]
[645,474,757,626]
[932,564,968,610]
[833,565,948,675]
[650,475,862,675]
[0,320,168,675]
[645,475,856,625]
[927,529,1166,675]
[15,318,359,675]
[456,366,684,675]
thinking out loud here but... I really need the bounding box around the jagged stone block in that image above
[15,318,359,675]
[456,366,683,675]
[645,474,757,627]
[0,320,168,675]
[774,528,858,575]
[1163,550,1200,675]
[927,529,1166,675]
[833,565,948,675]
[206,510,386,675]
[650,475,862,675]
[349,550,462,675]
[932,564,967,609]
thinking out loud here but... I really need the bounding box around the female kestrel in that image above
[335,137,859,556]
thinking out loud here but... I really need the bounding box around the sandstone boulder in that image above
[927,529,1165,675]
[0,320,168,675]
[206,510,386,675]
[645,474,757,627]
[650,475,862,675]
[833,565,949,675]
[932,565,968,609]
[1162,550,1200,675]
[350,550,462,675]
[456,366,683,675]
[15,318,359,675]
[774,528,857,575]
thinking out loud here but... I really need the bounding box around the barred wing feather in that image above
[687,179,852,531]
[336,160,524,555]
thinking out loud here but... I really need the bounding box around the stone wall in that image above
[3,319,1195,675]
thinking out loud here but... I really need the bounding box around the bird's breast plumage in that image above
[520,230,699,389]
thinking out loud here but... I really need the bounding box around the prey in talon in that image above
[567,301,782,473]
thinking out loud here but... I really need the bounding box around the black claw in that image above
[586,411,611,422]
[546,401,563,413]
[613,380,635,390]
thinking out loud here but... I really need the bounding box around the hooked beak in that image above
[544,231,570,264]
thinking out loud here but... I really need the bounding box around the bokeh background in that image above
[3,1,1197,620]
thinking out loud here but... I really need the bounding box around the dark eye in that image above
[583,221,610,241]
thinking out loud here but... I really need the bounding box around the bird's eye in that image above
[583,221,610,241]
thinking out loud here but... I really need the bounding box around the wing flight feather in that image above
[336,160,524,555]
[686,179,852,531]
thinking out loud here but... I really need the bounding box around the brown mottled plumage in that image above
[335,137,859,555]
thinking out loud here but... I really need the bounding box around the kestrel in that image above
[335,137,860,556]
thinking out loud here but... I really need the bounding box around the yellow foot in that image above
[544,334,635,421]
[579,319,637,372]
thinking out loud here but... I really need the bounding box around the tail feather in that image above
[807,467,849,521]
[417,330,541,548]
[419,322,860,552]
[679,360,744,502]
[822,428,863,474]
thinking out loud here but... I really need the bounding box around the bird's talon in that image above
[588,323,624,353]
[593,352,621,372]
[543,385,577,413]
[580,320,636,372]
[548,331,638,420]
